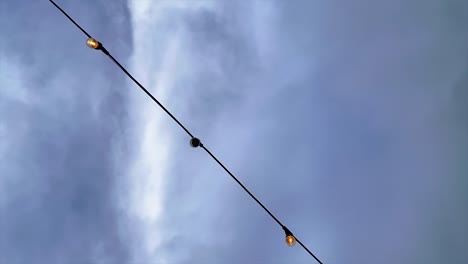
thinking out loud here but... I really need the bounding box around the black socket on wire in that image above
[190,137,202,148]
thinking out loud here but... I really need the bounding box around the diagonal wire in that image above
[104,50,194,138]
[49,0,193,138]
[48,0,91,38]
[48,1,323,263]
[201,144,323,264]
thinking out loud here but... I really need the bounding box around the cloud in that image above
[0,0,133,263]
[127,0,468,263]
[1,0,466,263]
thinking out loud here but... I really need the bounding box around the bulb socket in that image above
[190,137,202,148]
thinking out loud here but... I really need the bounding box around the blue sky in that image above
[1,0,467,263]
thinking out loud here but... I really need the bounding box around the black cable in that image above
[103,47,194,139]
[48,1,324,263]
[297,238,323,264]
[202,144,323,264]
[200,144,283,226]
[48,0,91,38]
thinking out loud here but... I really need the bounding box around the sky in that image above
[0,0,467,263]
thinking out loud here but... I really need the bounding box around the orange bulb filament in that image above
[286,235,296,247]
[86,38,100,49]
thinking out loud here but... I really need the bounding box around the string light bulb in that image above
[286,234,296,247]
[283,226,296,247]
[86,38,101,49]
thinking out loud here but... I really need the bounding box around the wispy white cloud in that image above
[124,1,220,262]
[124,0,285,263]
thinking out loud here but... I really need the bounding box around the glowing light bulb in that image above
[283,226,296,247]
[286,235,296,247]
[86,38,100,49]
